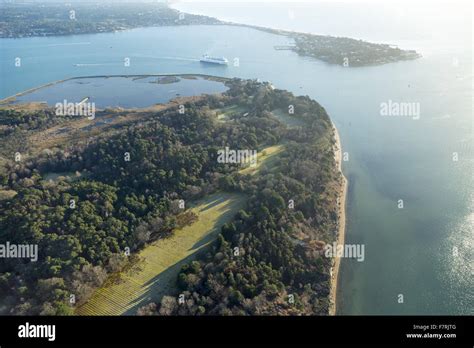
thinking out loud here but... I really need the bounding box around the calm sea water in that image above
[0,1,472,314]
[12,76,228,108]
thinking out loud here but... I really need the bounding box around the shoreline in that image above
[329,123,348,316]
[169,4,422,64]
[0,74,231,104]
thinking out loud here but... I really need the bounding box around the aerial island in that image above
[277,31,420,66]
[0,75,345,315]
[0,2,420,67]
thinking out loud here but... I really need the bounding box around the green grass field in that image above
[239,144,285,175]
[271,108,306,127]
[215,105,246,122]
[75,192,246,316]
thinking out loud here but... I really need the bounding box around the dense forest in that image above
[0,78,340,315]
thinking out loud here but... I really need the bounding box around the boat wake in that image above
[132,54,199,62]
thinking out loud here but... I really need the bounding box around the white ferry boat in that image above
[200,54,228,65]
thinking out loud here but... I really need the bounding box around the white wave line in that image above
[73,63,115,67]
[46,42,91,47]
[132,54,199,62]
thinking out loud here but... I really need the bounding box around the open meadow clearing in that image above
[76,192,246,315]
[239,144,285,175]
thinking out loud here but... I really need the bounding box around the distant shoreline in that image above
[1,3,420,67]
[169,4,421,67]
[329,124,348,316]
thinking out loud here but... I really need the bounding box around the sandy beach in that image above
[329,124,348,316]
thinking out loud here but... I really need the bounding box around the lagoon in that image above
[6,75,228,109]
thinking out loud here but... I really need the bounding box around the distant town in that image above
[0,2,220,38]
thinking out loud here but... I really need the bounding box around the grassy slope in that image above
[76,133,289,315]
[76,192,246,315]
[216,105,246,120]
[271,108,307,128]
[239,144,285,175]
[73,97,302,316]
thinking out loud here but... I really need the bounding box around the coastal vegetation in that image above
[0,76,341,315]
[289,33,421,66]
[240,25,420,66]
